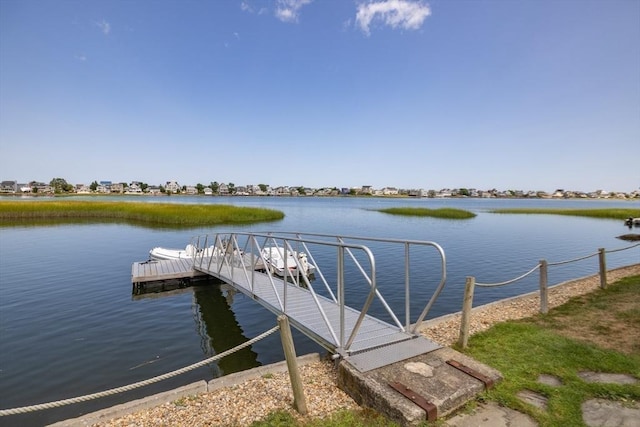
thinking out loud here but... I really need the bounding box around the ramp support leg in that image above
[278,315,308,415]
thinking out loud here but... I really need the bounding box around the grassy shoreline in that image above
[490,208,639,220]
[0,201,284,227]
[375,207,477,219]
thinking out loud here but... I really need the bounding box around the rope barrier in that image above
[548,251,598,266]
[607,242,640,253]
[475,264,540,287]
[475,243,639,287]
[0,325,280,417]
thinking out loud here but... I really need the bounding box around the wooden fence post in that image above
[598,248,607,289]
[277,315,308,415]
[539,259,548,314]
[458,276,475,349]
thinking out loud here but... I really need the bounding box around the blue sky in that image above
[1,0,638,192]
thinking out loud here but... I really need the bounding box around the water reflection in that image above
[191,283,260,376]
[132,279,260,377]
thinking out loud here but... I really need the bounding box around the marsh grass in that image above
[461,275,640,426]
[0,201,284,228]
[490,208,639,221]
[375,207,476,219]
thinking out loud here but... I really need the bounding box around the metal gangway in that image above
[189,231,447,372]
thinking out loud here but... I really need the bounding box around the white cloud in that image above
[356,0,431,35]
[96,19,111,35]
[275,0,312,23]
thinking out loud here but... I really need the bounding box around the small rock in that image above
[517,389,548,410]
[404,362,434,378]
[538,374,562,387]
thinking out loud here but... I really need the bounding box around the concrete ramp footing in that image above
[337,347,502,427]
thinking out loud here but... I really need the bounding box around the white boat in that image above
[260,247,316,277]
[149,244,219,260]
[625,217,640,227]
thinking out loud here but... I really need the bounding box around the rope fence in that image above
[0,325,281,417]
[458,242,640,348]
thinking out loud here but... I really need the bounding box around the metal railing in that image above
[188,231,446,356]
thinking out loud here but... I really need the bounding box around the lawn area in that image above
[460,275,640,427]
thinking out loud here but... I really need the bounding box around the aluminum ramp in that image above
[194,256,441,372]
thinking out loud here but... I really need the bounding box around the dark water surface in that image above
[1,196,638,426]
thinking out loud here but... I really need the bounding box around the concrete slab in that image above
[516,389,548,410]
[337,347,502,426]
[578,372,639,385]
[582,399,640,427]
[445,402,538,427]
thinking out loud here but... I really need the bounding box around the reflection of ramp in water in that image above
[131,277,261,377]
[191,283,260,377]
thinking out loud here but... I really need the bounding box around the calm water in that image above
[1,196,638,426]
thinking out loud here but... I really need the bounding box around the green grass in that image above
[0,200,284,228]
[375,207,476,219]
[250,408,406,427]
[490,208,639,221]
[460,275,640,427]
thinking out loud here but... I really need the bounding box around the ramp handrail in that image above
[263,231,447,334]
[189,231,446,355]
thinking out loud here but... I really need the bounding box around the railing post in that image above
[405,243,410,330]
[598,248,607,289]
[458,276,475,349]
[539,259,548,314]
[277,315,308,415]
[338,246,345,351]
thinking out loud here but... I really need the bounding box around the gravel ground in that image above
[417,264,640,346]
[95,264,639,427]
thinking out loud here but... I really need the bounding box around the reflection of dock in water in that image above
[192,283,260,376]
[132,277,259,377]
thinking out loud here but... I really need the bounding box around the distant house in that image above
[360,185,373,195]
[110,183,124,193]
[218,183,229,195]
[184,186,197,195]
[76,184,91,194]
[235,186,248,195]
[165,181,180,193]
[147,186,162,195]
[125,183,143,194]
[0,180,17,193]
[30,182,52,193]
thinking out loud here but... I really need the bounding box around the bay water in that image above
[1,196,638,426]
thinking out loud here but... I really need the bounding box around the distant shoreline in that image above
[1,192,638,201]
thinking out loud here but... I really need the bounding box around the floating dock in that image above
[131,258,206,285]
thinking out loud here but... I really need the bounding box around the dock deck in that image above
[131,258,206,284]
